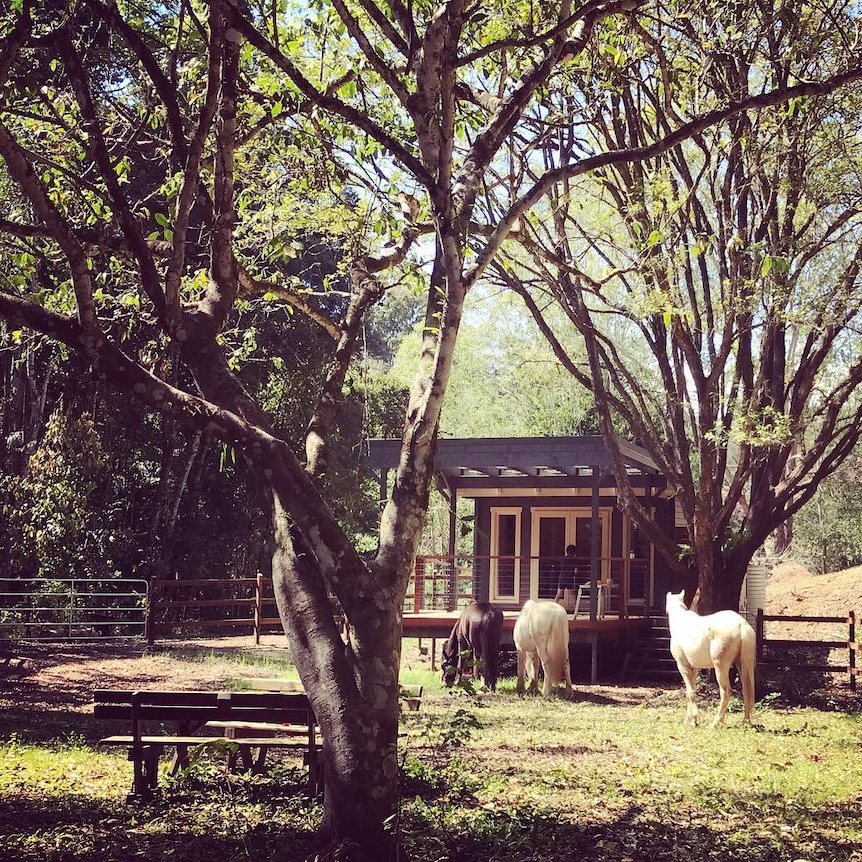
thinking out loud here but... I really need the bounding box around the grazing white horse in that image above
[666,590,756,726]
[513,599,573,698]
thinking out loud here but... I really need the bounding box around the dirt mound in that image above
[767,561,862,616]
[764,561,861,640]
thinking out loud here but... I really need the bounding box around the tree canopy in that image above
[496,2,862,609]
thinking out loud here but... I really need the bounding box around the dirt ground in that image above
[765,560,862,636]
[0,635,296,716]
[0,561,858,716]
[0,632,667,717]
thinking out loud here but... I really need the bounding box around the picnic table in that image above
[93,687,322,800]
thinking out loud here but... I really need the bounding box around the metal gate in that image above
[0,577,148,641]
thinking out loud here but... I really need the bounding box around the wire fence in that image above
[0,577,148,640]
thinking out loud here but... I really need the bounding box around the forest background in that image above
[3,235,861,586]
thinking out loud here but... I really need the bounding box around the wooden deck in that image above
[402,610,650,682]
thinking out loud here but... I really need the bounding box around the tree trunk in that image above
[774,517,793,556]
[697,555,748,614]
[268,494,408,860]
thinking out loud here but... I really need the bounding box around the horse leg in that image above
[516,648,526,695]
[540,654,552,697]
[677,663,699,726]
[739,629,757,724]
[713,661,732,727]
[527,652,540,694]
[562,651,573,700]
[739,657,755,724]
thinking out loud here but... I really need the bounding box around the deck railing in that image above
[406,554,649,614]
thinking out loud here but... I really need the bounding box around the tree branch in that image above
[467,67,862,289]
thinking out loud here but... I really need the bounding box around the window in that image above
[490,507,521,601]
[626,517,653,607]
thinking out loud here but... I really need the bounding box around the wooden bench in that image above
[236,677,305,692]
[93,688,323,800]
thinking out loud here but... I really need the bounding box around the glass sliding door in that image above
[536,514,567,598]
[530,508,610,600]
[626,518,652,609]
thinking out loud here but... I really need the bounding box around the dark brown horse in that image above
[441,601,504,691]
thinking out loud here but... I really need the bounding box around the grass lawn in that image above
[1,646,860,861]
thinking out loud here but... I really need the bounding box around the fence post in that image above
[146,579,157,645]
[68,578,75,639]
[254,573,263,645]
[850,610,856,692]
[756,608,764,662]
[414,557,424,613]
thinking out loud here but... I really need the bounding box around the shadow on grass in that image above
[399,794,862,862]
[3,744,861,862]
[0,777,320,862]
[0,704,102,745]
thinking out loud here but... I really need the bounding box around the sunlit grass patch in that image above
[398,687,862,860]
[0,738,128,800]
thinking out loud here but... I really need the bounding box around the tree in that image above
[388,298,597,439]
[2,1,861,857]
[499,2,862,611]
[5,407,107,579]
[792,452,862,574]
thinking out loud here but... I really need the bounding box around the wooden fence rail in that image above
[756,609,857,691]
[147,574,281,645]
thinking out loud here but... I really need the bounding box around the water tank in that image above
[743,563,768,626]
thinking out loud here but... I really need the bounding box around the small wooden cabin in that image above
[367,436,676,618]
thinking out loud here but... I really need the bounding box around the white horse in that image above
[665,590,756,726]
[513,599,573,698]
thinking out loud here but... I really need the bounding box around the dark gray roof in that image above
[366,436,660,482]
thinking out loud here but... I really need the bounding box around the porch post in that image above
[447,490,457,610]
[590,468,600,683]
[590,468,600,619]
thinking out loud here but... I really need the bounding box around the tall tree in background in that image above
[501,3,862,611]
[2,1,861,856]
[793,452,862,573]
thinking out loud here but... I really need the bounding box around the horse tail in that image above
[480,607,503,690]
[542,610,566,689]
[738,620,757,722]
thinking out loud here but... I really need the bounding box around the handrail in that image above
[408,553,644,614]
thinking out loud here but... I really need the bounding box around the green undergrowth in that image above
[158,646,296,673]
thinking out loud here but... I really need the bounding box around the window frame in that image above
[489,506,522,602]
